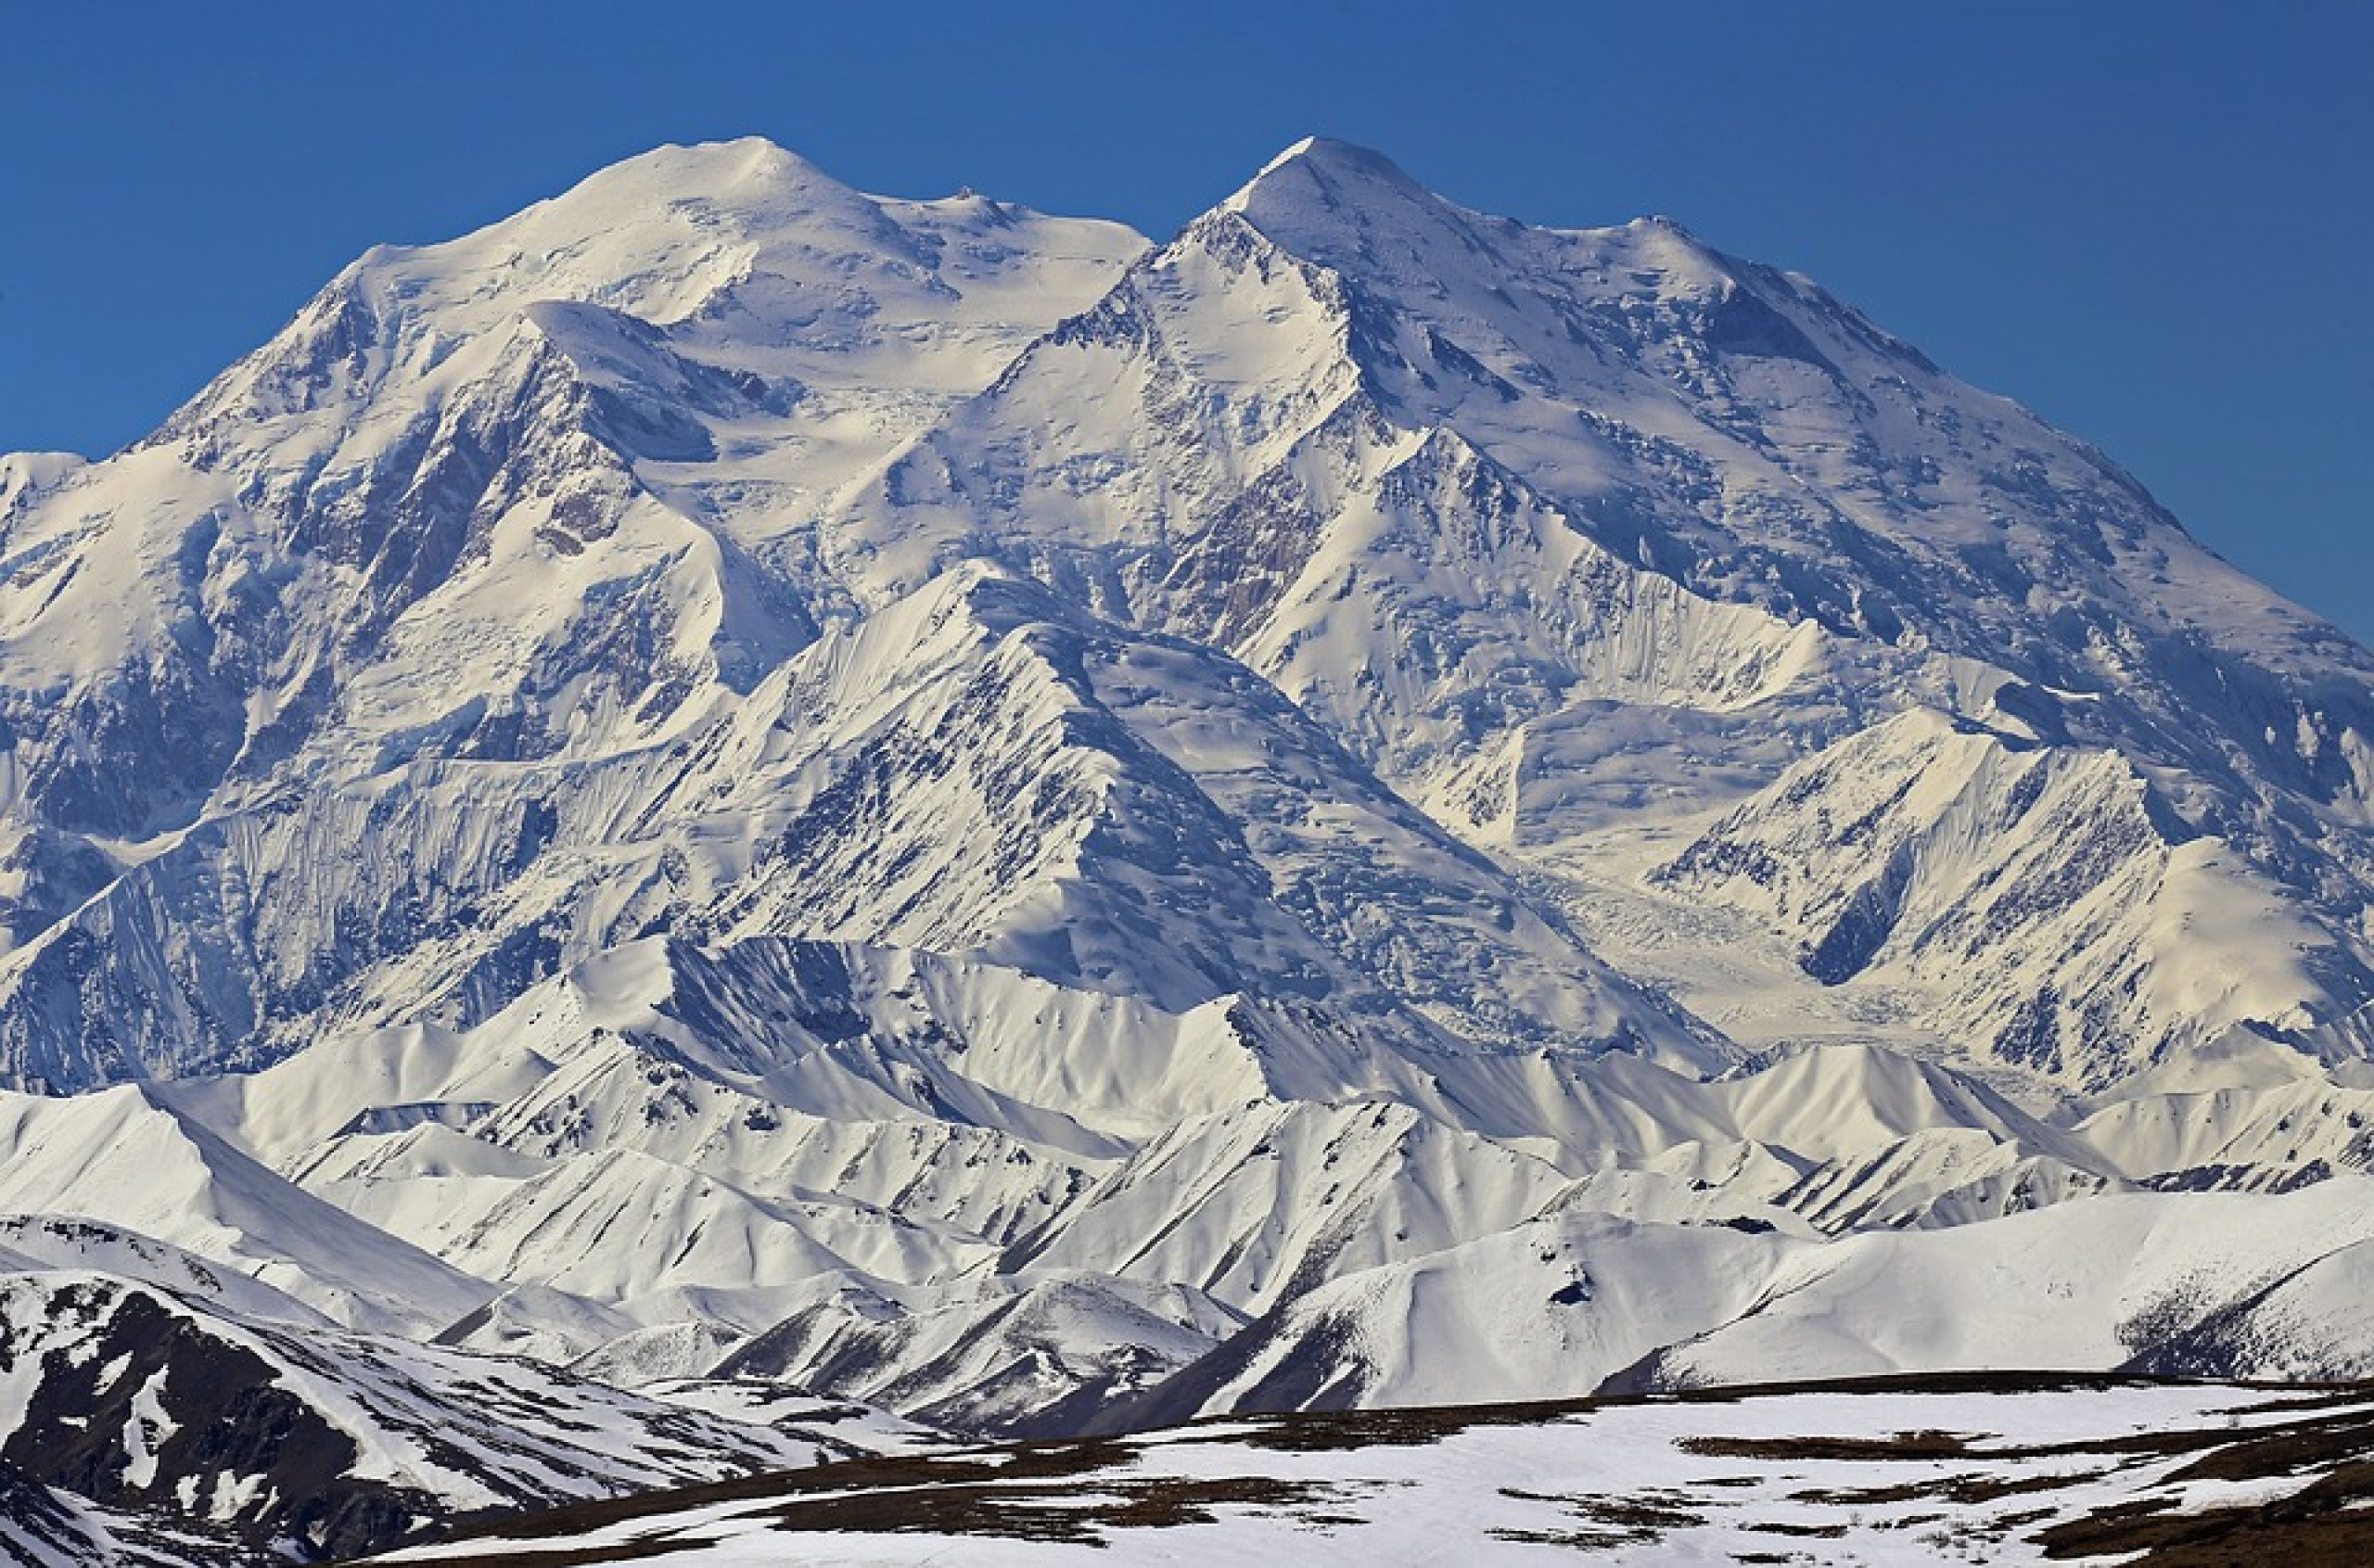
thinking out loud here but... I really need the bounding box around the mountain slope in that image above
[824,134,2374,1091]
[0,144,1142,1089]
[1125,1178,2374,1420]
[0,1088,490,1334]
[0,1266,902,1562]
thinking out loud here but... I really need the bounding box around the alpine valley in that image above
[6,136,2374,1564]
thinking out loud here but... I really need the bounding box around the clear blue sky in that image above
[5,2,2368,639]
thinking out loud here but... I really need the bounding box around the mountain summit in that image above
[1223,135,1454,236]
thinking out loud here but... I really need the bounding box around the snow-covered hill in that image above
[0,1262,924,1562]
[362,1379,2374,1565]
[1124,1179,2374,1420]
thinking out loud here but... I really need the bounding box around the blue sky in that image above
[4,1,2368,637]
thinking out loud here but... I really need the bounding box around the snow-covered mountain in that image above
[6,134,2374,1560]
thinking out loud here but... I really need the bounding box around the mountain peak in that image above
[590,134,830,194]
[1222,135,1436,224]
[1238,136,1423,190]
[1209,135,1529,292]
[503,134,866,247]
